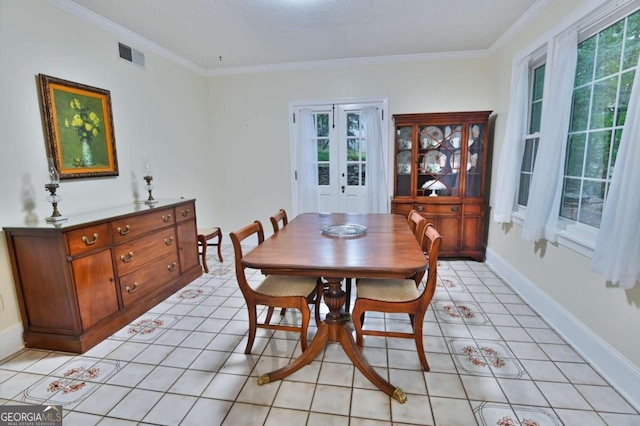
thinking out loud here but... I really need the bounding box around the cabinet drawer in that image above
[391,202,414,216]
[111,207,175,243]
[66,224,112,256]
[115,229,177,276]
[175,202,195,223]
[120,253,180,307]
[414,203,462,215]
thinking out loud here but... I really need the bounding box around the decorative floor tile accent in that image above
[475,402,562,426]
[165,285,216,304]
[24,358,120,405]
[434,301,487,325]
[448,338,525,378]
[111,314,179,342]
[437,277,467,293]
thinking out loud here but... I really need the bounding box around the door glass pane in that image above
[318,164,329,186]
[316,113,330,186]
[347,113,360,137]
[347,164,360,185]
[347,138,360,160]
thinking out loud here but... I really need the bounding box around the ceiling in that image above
[57,0,546,74]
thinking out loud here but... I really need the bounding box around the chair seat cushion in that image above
[357,278,419,302]
[198,227,221,239]
[256,275,318,297]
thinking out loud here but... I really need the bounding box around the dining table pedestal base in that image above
[256,277,408,404]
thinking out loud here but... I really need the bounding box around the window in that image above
[560,9,640,228]
[518,63,545,206]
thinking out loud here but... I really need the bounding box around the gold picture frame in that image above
[38,74,118,179]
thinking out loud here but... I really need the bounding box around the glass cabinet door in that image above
[466,123,484,197]
[395,126,412,196]
[416,124,462,197]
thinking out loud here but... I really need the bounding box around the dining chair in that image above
[406,209,428,285]
[270,208,294,317]
[270,208,288,233]
[351,223,442,371]
[230,220,322,353]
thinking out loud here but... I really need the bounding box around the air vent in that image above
[118,42,145,68]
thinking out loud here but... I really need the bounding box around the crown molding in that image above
[489,0,554,53]
[44,0,207,75]
[204,50,490,76]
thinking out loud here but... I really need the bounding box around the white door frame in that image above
[289,97,390,217]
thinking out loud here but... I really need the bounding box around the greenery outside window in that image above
[561,9,640,228]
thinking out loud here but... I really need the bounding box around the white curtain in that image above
[362,107,388,213]
[493,59,531,223]
[297,109,319,213]
[522,30,578,242]
[591,56,640,289]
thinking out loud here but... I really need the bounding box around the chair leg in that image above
[265,306,275,325]
[215,230,223,262]
[413,312,430,371]
[351,303,365,347]
[198,234,209,273]
[314,279,323,327]
[245,305,258,354]
[344,278,352,313]
[299,302,310,352]
[280,308,287,316]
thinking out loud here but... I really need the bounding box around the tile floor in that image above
[1,244,639,425]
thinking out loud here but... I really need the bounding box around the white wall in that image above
[486,0,640,405]
[206,60,492,235]
[0,0,210,357]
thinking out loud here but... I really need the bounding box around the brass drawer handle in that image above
[117,225,131,235]
[81,233,99,246]
[164,236,174,246]
[126,283,139,294]
[417,205,424,211]
[451,206,459,212]
[167,262,177,271]
[180,208,190,217]
[120,251,134,263]
[162,214,172,223]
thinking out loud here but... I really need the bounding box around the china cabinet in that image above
[391,111,493,260]
[3,199,201,353]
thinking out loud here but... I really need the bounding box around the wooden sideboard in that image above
[3,199,202,353]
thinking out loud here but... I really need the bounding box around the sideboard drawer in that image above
[175,201,195,223]
[66,224,112,256]
[119,252,180,307]
[115,229,177,276]
[111,207,175,242]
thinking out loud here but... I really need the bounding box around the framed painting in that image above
[38,74,118,179]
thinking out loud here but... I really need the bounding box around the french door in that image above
[292,100,386,214]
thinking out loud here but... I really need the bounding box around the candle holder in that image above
[44,158,67,222]
[143,175,157,205]
[143,162,158,205]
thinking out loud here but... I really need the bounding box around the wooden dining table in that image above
[242,212,428,403]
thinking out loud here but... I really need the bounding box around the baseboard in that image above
[485,247,640,412]
[0,323,24,361]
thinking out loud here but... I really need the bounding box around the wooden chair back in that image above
[417,223,443,309]
[270,208,289,233]
[407,210,427,249]
[230,220,265,299]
